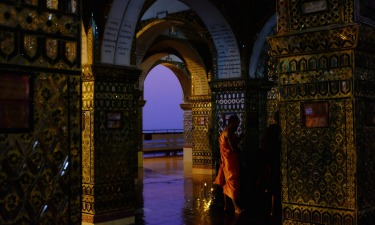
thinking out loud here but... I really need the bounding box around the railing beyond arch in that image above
[142,129,184,155]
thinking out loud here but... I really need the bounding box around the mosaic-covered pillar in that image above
[82,64,141,224]
[0,2,81,224]
[268,1,375,224]
[210,79,247,169]
[180,102,193,164]
[189,96,212,172]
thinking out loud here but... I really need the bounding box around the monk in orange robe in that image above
[214,115,244,214]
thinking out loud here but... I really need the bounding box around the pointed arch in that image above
[180,0,241,79]
[139,53,191,101]
[139,38,208,96]
[101,0,241,80]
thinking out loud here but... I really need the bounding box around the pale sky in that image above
[143,65,183,131]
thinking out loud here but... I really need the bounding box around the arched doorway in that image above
[80,0,278,223]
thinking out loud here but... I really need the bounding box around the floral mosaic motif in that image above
[19,169,34,191]
[283,205,356,224]
[65,41,77,63]
[46,39,58,60]
[20,10,39,31]
[191,97,212,167]
[23,35,38,58]
[0,3,79,70]
[285,101,348,207]
[277,54,352,78]
[29,146,44,170]
[0,73,81,224]
[0,31,15,55]
[0,0,81,224]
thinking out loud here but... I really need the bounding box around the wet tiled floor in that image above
[135,155,281,225]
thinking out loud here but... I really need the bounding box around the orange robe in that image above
[214,128,240,200]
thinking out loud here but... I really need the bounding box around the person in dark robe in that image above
[259,111,281,219]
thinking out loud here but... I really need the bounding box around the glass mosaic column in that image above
[268,1,375,224]
[82,65,141,224]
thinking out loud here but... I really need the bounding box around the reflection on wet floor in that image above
[135,155,280,225]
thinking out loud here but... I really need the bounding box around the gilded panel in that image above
[265,87,280,126]
[277,51,355,101]
[0,31,16,58]
[81,66,141,215]
[0,73,81,224]
[183,110,193,147]
[283,204,356,225]
[280,67,353,85]
[0,3,80,70]
[65,41,77,64]
[82,109,136,215]
[96,111,135,182]
[191,97,212,167]
[280,80,352,101]
[268,25,358,56]
[94,83,135,111]
[277,52,353,80]
[23,35,39,60]
[82,111,94,184]
[281,98,356,224]
[82,81,94,110]
[0,3,78,36]
[45,38,59,60]
[277,0,354,32]
[0,1,81,224]
[84,182,134,214]
[46,0,58,10]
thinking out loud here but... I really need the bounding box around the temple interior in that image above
[0,0,375,225]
